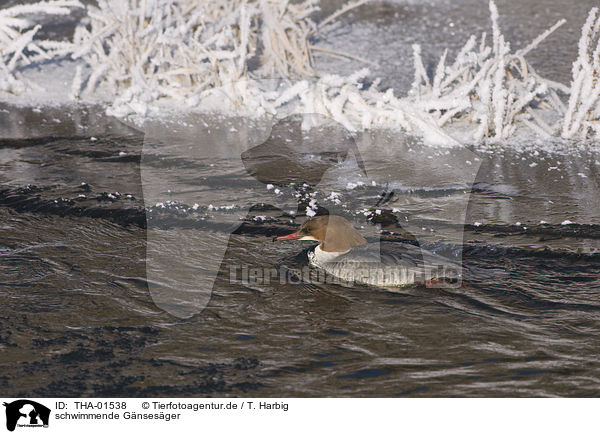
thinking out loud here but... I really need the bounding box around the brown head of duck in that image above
[275,215,367,252]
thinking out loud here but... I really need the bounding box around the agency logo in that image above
[3,400,50,432]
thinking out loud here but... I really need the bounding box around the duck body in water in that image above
[276,215,459,288]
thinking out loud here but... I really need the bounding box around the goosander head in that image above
[275,215,367,252]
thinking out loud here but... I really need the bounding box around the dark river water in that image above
[1,102,599,397]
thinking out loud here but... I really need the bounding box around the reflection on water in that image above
[1,103,599,396]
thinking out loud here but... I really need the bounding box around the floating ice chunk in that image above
[306,198,318,217]
[561,220,574,225]
[346,181,364,190]
[326,191,342,205]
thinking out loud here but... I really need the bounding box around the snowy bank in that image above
[0,0,599,146]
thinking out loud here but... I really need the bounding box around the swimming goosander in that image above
[275,215,458,288]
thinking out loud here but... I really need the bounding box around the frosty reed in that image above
[1,1,599,141]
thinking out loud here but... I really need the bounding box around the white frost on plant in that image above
[562,8,600,139]
[408,1,568,141]
[0,1,82,93]
[68,0,337,117]
[1,0,600,144]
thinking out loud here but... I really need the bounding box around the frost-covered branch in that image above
[68,0,346,114]
[562,7,600,139]
[407,0,567,141]
[0,0,82,93]
[2,0,600,145]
